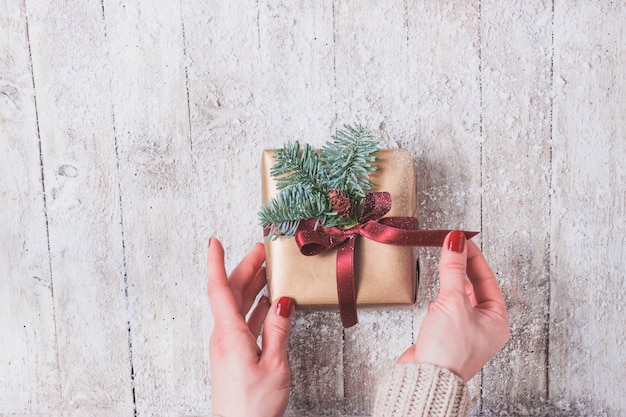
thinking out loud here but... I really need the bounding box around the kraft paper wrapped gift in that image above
[261,149,417,310]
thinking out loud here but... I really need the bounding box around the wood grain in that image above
[479,1,553,414]
[185,0,266,262]
[549,1,626,415]
[405,1,483,415]
[103,0,208,415]
[181,1,265,411]
[0,2,59,414]
[23,1,135,415]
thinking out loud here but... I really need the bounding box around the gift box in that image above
[261,149,418,316]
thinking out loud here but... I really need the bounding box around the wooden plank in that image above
[285,313,345,417]
[332,1,415,414]
[181,0,264,412]
[255,2,342,415]
[103,1,209,415]
[343,311,413,415]
[256,0,337,140]
[0,2,60,415]
[481,1,552,415]
[24,0,134,415]
[403,1,483,415]
[479,1,553,414]
[549,1,626,416]
[182,0,269,268]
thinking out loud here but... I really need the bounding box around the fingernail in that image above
[259,295,271,308]
[448,230,466,253]
[276,297,294,318]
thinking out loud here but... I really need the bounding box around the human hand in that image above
[398,231,510,382]
[207,238,295,417]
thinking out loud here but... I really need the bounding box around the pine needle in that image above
[321,124,379,198]
[259,124,380,238]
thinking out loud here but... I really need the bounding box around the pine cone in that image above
[328,189,353,219]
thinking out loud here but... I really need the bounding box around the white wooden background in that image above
[1,1,624,416]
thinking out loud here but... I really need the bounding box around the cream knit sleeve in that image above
[372,363,470,417]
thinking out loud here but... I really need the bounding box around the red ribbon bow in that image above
[294,192,478,328]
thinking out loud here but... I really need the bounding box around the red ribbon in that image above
[294,192,478,328]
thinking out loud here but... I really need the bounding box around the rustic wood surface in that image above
[1,1,624,416]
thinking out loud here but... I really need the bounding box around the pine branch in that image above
[259,185,330,239]
[259,124,381,238]
[320,124,380,198]
[271,141,327,193]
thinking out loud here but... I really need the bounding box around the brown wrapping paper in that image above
[261,149,417,310]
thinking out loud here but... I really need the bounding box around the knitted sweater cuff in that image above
[372,363,470,417]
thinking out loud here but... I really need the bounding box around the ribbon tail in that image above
[336,237,358,328]
[364,221,479,247]
[397,229,479,246]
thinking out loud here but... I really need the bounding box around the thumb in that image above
[438,230,469,296]
[261,297,294,362]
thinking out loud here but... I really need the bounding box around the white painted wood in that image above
[403,1,484,415]
[256,0,337,141]
[184,0,266,264]
[479,1,553,414]
[22,1,135,416]
[285,313,344,416]
[102,1,210,415]
[549,1,626,415]
[181,0,266,411]
[1,0,626,416]
[0,2,59,415]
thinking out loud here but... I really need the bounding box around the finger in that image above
[396,345,416,364]
[466,240,506,308]
[229,243,266,293]
[438,230,469,296]
[240,267,268,316]
[260,297,294,363]
[207,238,242,325]
[247,296,271,337]
[464,279,478,307]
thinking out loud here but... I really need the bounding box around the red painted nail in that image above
[448,230,466,253]
[276,297,294,318]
